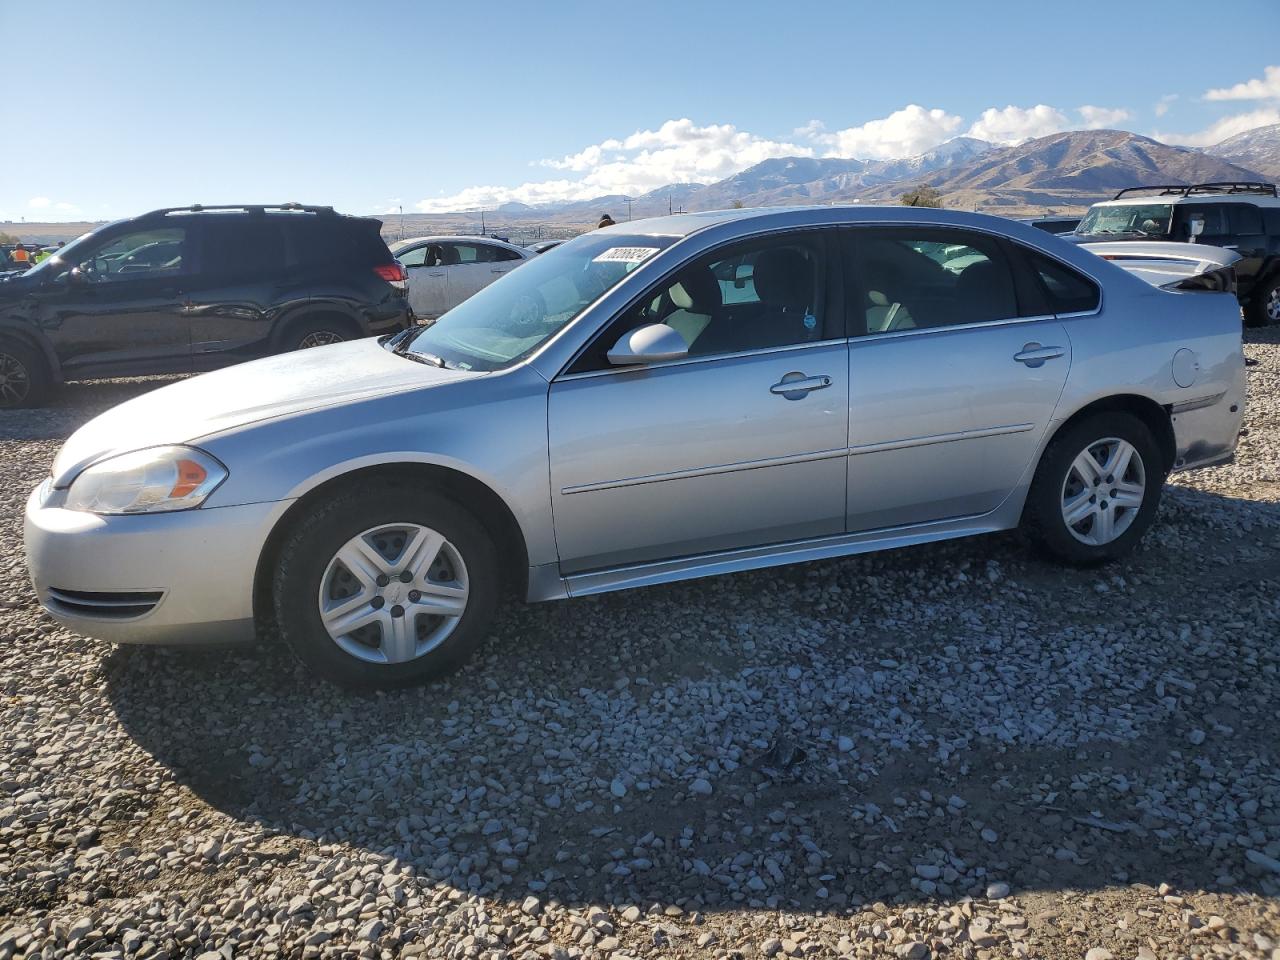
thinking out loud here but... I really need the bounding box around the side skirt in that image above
[525,511,1017,602]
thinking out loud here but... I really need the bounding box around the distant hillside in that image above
[1205,123,1280,180]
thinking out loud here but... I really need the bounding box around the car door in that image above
[438,242,494,308]
[399,243,449,318]
[842,227,1073,531]
[548,230,849,573]
[476,241,527,287]
[35,224,193,377]
[184,216,302,369]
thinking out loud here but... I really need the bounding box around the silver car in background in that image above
[25,207,1246,687]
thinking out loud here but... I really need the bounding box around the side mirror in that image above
[67,266,88,285]
[606,323,689,366]
[1188,215,1205,243]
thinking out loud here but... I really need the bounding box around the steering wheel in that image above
[507,290,546,327]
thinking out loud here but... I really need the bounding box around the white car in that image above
[1079,240,1241,291]
[390,236,533,319]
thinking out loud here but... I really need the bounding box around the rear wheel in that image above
[0,340,50,409]
[282,316,358,351]
[273,483,500,687]
[1024,412,1165,566]
[1244,275,1280,328]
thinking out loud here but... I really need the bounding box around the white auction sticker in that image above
[592,246,660,264]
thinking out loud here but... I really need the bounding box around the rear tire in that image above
[0,339,50,409]
[273,482,500,688]
[1244,275,1280,328]
[1023,412,1165,567]
[281,315,358,352]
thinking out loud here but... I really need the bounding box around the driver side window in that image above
[571,232,828,372]
[79,227,188,283]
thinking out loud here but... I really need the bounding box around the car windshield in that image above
[395,232,676,371]
[21,229,100,278]
[1076,203,1173,238]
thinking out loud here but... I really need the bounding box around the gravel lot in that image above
[2,332,1278,960]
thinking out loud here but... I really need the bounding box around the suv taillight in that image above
[373,262,407,289]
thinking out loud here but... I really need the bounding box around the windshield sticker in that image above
[592,246,660,264]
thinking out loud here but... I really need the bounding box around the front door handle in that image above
[1013,343,1064,367]
[490,269,506,274]
[770,373,832,400]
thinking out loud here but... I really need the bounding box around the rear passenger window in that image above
[847,228,1018,335]
[202,220,286,277]
[287,218,387,268]
[1026,251,1100,314]
[1265,210,1280,236]
[488,245,524,262]
[1229,204,1264,235]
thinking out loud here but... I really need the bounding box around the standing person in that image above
[596,213,616,229]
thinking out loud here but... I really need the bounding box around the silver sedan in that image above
[25,207,1246,687]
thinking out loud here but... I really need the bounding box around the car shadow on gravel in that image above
[101,486,1280,914]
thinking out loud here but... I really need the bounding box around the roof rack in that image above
[1113,182,1278,200]
[139,202,337,218]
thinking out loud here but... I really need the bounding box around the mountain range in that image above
[426,125,1280,223]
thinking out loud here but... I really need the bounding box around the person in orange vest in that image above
[10,242,32,265]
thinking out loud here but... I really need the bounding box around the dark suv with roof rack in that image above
[1069,181,1280,327]
[0,203,410,407]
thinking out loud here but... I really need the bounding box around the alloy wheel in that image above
[1267,286,1280,324]
[1060,437,1146,546]
[317,523,470,664]
[298,330,345,348]
[0,352,31,405]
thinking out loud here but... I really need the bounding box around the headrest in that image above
[752,247,810,308]
[668,266,720,313]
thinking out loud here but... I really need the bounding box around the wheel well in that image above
[252,463,530,629]
[274,310,364,347]
[1049,394,1176,473]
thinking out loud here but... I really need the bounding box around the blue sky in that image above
[4,0,1280,221]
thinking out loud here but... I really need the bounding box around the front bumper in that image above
[24,481,290,645]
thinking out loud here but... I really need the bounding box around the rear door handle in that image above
[770,373,832,399]
[490,269,505,274]
[1013,343,1064,367]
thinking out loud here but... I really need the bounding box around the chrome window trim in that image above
[553,337,848,383]
[848,313,1057,344]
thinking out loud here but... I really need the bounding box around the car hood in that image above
[51,338,471,487]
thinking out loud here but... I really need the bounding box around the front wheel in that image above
[273,483,500,687]
[1244,275,1280,328]
[0,340,50,409]
[1023,412,1165,567]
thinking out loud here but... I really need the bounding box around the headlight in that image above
[65,446,228,515]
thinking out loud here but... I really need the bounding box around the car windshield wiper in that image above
[385,329,447,367]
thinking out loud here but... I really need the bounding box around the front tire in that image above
[1244,275,1280,328]
[1023,412,1165,567]
[0,339,50,409]
[273,482,500,687]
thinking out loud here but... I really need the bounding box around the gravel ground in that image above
[1,333,1278,960]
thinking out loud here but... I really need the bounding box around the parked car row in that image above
[0,203,410,407]
[25,206,1245,687]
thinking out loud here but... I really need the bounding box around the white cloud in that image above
[1157,107,1280,147]
[1204,65,1280,102]
[1078,105,1132,129]
[28,196,51,208]
[965,104,1069,144]
[418,119,812,212]
[818,105,964,159]
[1154,94,1179,118]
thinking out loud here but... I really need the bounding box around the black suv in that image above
[0,203,410,407]
[1070,182,1280,327]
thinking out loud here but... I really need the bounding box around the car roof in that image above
[604,205,1089,239]
[393,235,529,251]
[1093,195,1280,207]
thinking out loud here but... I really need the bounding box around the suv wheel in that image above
[285,316,356,351]
[1246,275,1280,328]
[0,340,49,409]
[273,483,500,687]
[1024,412,1165,567]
